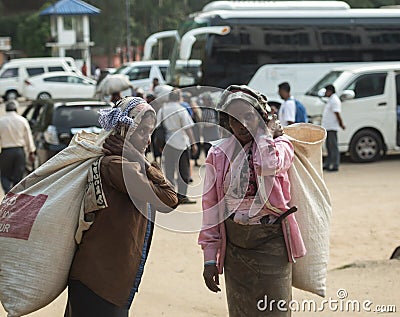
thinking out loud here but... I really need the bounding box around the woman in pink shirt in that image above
[198,85,306,317]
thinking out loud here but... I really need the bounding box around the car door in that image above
[66,75,95,98]
[339,72,388,145]
[42,75,68,98]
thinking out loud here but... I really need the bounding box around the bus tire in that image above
[349,129,383,163]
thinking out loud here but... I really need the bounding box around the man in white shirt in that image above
[0,100,36,193]
[157,89,198,204]
[321,84,346,172]
[277,82,296,126]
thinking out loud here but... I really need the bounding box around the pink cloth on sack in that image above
[198,130,306,274]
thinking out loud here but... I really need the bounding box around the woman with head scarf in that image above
[65,97,179,317]
[198,85,306,316]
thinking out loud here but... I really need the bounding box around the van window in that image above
[127,67,151,80]
[27,67,45,76]
[48,66,65,72]
[396,74,400,106]
[0,68,18,78]
[306,71,343,96]
[160,66,168,79]
[345,73,387,98]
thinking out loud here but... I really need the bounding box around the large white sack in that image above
[96,74,132,95]
[0,131,107,317]
[284,123,332,297]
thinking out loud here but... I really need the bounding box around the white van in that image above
[299,63,400,162]
[248,62,398,109]
[114,60,169,96]
[0,57,78,100]
[114,59,201,96]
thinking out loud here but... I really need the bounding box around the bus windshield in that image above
[306,71,343,96]
[167,17,208,86]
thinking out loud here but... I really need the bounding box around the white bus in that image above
[166,1,400,89]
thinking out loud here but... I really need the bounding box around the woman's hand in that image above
[203,265,221,293]
[267,114,284,138]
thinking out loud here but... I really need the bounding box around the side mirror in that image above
[318,88,326,97]
[340,90,355,101]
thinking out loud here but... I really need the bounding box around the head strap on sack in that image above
[216,84,271,116]
[98,97,155,134]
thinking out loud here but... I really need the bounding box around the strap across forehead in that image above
[219,91,260,111]
[217,85,271,114]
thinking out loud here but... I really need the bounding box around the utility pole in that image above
[126,0,131,62]
[158,0,163,59]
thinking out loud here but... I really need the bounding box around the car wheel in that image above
[38,92,51,100]
[349,129,383,163]
[5,90,18,101]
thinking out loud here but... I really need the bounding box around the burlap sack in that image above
[284,123,332,297]
[0,131,108,317]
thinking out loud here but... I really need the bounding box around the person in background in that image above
[146,93,156,105]
[322,84,345,172]
[111,91,122,105]
[0,100,36,193]
[135,87,145,99]
[94,65,101,81]
[157,89,198,204]
[198,85,305,317]
[146,93,162,163]
[182,92,201,167]
[65,97,179,317]
[277,82,296,126]
[151,78,159,92]
[81,61,88,76]
[198,92,220,158]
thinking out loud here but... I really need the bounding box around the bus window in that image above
[168,5,400,89]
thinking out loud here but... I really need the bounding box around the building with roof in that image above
[40,0,100,76]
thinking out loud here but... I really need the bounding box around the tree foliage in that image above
[16,12,51,57]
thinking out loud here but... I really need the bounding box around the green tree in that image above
[87,0,126,65]
[16,12,51,56]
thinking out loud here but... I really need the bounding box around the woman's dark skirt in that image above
[224,218,292,317]
[64,279,129,317]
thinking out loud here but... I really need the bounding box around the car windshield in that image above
[114,65,131,74]
[306,71,343,96]
[53,105,110,128]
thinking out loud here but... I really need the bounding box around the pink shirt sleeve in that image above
[198,150,222,262]
[254,132,294,177]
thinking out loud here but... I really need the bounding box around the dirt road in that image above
[0,138,399,316]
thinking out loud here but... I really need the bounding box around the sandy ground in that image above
[0,104,399,316]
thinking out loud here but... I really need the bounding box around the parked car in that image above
[22,99,112,167]
[22,71,96,100]
[0,57,79,101]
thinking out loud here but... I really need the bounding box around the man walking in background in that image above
[158,89,198,204]
[322,84,345,172]
[278,82,296,126]
[0,100,36,193]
